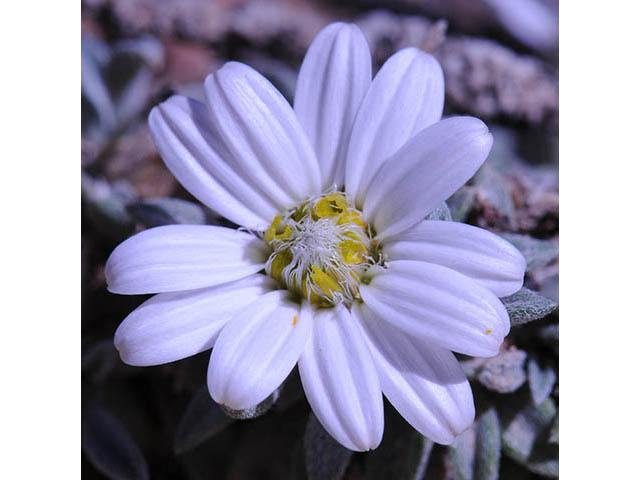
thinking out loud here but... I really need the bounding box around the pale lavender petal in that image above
[205,62,321,208]
[360,260,509,357]
[114,274,277,366]
[383,220,526,297]
[362,117,493,240]
[345,48,444,206]
[149,95,279,230]
[356,303,474,444]
[208,291,311,410]
[298,305,383,451]
[294,22,371,189]
[105,225,269,294]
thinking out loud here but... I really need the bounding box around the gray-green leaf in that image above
[527,358,557,406]
[538,324,559,354]
[502,398,558,477]
[426,202,453,221]
[82,407,149,480]
[548,415,559,445]
[499,233,558,271]
[81,171,136,242]
[304,413,352,480]
[127,197,208,227]
[221,387,280,420]
[174,387,235,454]
[502,288,558,326]
[365,408,434,480]
[449,408,501,480]
[447,187,476,222]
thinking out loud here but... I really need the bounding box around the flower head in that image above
[106,22,526,451]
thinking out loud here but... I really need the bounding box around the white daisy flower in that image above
[106,22,526,452]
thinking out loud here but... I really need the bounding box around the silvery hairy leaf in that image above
[447,186,476,222]
[426,201,453,221]
[449,408,501,480]
[538,324,559,354]
[548,415,559,445]
[501,398,558,478]
[221,387,281,420]
[527,357,557,406]
[127,197,209,227]
[499,233,558,271]
[365,407,434,480]
[81,340,120,384]
[502,288,558,326]
[174,387,235,454]
[82,407,149,480]
[304,413,353,480]
[81,171,136,242]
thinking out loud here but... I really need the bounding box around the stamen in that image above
[264,191,381,306]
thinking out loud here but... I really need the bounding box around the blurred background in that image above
[81,0,559,478]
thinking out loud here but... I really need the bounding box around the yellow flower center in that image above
[264,192,377,306]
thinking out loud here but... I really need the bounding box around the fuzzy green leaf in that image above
[174,387,235,454]
[548,415,559,445]
[426,202,453,221]
[365,407,433,480]
[449,408,501,480]
[499,233,558,271]
[127,197,208,227]
[81,340,119,384]
[538,324,559,354]
[475,408,501,480]
[447,187,476,222]
[502,398,558,478]
[304,413,352,480]
[82,407,149,480]
[81,171,136,242]
[502,288,558,326]
[527,358,557,406]
[221,387,280,420]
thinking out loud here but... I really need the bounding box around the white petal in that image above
[298,305,383,451]
[360,260,509,357]
[294,22,371,189]
[149,95,279,230]
[105,225,269,294]
[383,221,526,297]
[345,48,444,207]
[356,303,474,445]
[208,291,311,410]
[363,117,493,240]
[114,274,277,366]
[205,62,321,208]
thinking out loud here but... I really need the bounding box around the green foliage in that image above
[501,398,559,477]
[502,288,558,326]
[450,408,501,480]
[221,387,281,420]
[500,233,558,271]
[426,202,453,221]
[365,407,434,480]
[527,358,557,406]
[127,197,209,227]
[82,407,149,480]
[81,171,136,243]
[304,413,353,480]
[174,387,235,454]
[447,187,476,222]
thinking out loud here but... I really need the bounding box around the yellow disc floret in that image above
[264,191,378,306]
